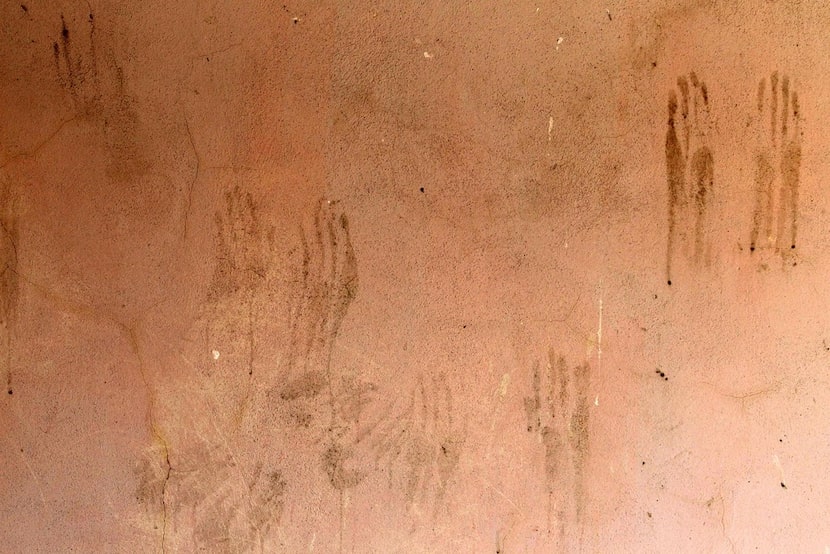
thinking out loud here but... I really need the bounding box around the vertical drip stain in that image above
[691,146,714,263]
[770,72,779,147]
[781,76,790,139]
[0,179,19,394]
[665,91,684,285]
[757,78,766,114]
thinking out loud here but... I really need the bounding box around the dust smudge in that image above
[523,349,591,548]
[749,72,801,262]
[267,200,375,503]
[322,441,364,491]
[665,72,714,285]
[133,186,283,552]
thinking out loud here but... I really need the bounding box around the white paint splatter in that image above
[556,37,564,50]
[423,51,433,59]
[212,350,220,360]
[594,395,599,406]
[772,454,786,485]
[498,373,511,398]
[548,116,553,141]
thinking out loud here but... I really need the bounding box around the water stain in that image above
[749,72,801,258]
[0,177,19,395]
[523,349,591,545]
[665,72,714,285]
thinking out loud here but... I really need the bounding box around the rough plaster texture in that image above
[1,1,830,552]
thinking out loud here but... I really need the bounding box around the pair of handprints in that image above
[665,71,802,284]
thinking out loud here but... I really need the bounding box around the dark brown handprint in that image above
[277,199,358,433]
[51,10,150,181]
[665,72,714,285]
[363,372,466,513]
[749,72,801,259]
[524,349,591,549]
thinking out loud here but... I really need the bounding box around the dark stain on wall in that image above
[665,72,714,285]
[280,369,327,401]
[365,371,465,512]
[278,199,358,432]
[524,348,592,543]
[322,441,365,490]
[50,10,153,183]
[0,177,19,395]
[524,361,542,433]
[209,184,269,302]
[204,184,274,388]
[568,361,591,523]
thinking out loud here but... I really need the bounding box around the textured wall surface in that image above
[2,1,829,552]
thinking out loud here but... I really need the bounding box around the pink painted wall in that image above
[2,1,829,552]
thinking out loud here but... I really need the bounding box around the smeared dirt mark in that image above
[209,185,270,304]
[0,177,19,395]
[276,217,465,512]
[131,185,281,551]
[275,199,358,431]
[523,349,591,547]
[284,200,358,385]
[53,12,99,117]
[665,72,714,285]
[136,442,286,553]
[749,72,801,261]
[202,184,275,429]
[51,11,152,182]
[363,372,466,513]
[322,441,365,490]
[275,200,461,516]
[280,370,327,401]
[133,432,172,552]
